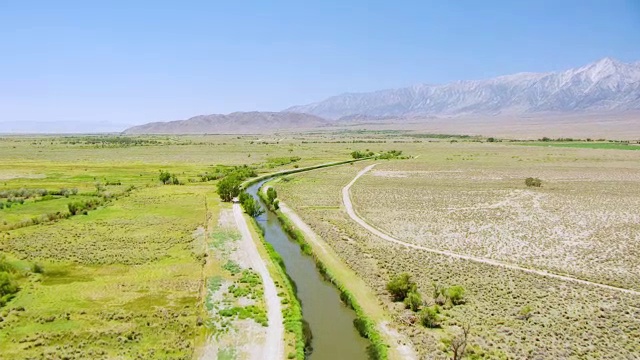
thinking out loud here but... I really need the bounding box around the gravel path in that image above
[233,203,285,360]
[344,164,640,297]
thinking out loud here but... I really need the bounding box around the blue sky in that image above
[1,0,639,128]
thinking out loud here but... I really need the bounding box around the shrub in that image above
[404,291,422,312]
[32,263,45,274]
[0,272,19,307]
[445,285,466,305]
[68,202,80,215]
[386,273,417,301]
[0,255,16,273]
[420,306,440,328]
[525,177,542,187]
[518,305,533,321]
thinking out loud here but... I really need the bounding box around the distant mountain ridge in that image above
[123,112,328,134]
[286,57,640,119]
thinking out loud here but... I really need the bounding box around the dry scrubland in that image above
[353,144,640,291]
[275,142,640,359]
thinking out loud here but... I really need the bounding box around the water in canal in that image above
[246,181,370,360]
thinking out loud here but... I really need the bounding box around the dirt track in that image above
[233,203,284,360]
[343,164,640,297]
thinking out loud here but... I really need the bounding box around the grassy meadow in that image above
[0,134,351,359]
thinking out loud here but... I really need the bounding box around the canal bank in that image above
[246,179,371,359]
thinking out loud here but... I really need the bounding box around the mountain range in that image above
[121,57,639,136]
[286,57,640,119]
[123,112,328,134]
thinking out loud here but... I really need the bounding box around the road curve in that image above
[233,203,285,360]
[343,164,640,297]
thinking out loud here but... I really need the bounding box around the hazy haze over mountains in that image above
[286,57,640,119]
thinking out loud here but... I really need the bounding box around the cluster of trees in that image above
[159,170,181,185]
[61,136,164,147]
[539,137,609,142]
[525,177,542,187]
[377,149,405,159]
[351,149,409,160]
[198,164,253,182]
[351,150,375,159]
[238,192,264,217]
[386,273,466,329]
[216,166,258,202]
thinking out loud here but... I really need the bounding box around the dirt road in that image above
[343,164,640,297]
[233,203,285,360]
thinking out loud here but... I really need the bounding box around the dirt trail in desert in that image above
[232,203,285,360]
[343,164,640,297]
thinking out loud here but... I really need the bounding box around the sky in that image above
[1,0,640,131]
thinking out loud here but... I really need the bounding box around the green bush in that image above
[159,170,172,184]
[0,272,19,307]
[404,291,422,312]
[420,306,440,328]
[386,273,417,301]
[32,263,44,274]
[351,150,375,159]
[445,285,466,305]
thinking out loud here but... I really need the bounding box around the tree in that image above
[449,323,471,360]
[217,176,241,202]
[386,273,417,301]
[240,193,264,217]
[159,170,171,184]
[404,291,422,312]
[266,187,278,204]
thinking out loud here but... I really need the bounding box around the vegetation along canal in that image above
[246,180,370,360]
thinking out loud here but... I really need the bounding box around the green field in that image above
[518,141,640,150]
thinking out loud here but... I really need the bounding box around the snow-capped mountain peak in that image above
[286,57,640,119]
